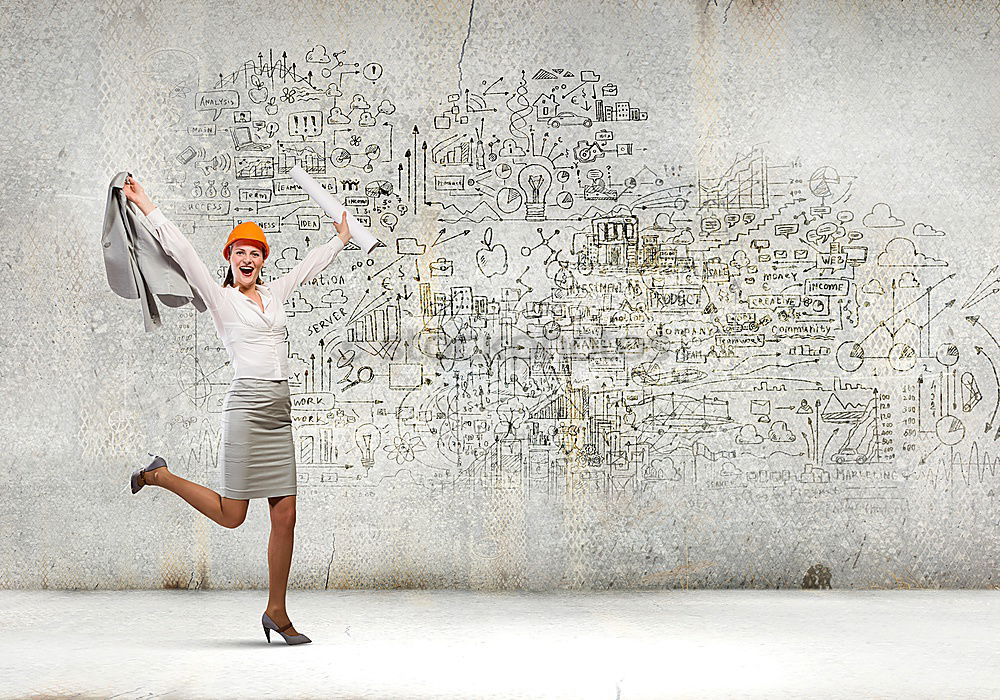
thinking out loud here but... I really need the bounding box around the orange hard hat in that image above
[223,221,270,260]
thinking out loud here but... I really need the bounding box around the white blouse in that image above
[145,206,345,381]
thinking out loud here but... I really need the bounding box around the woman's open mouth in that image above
[240,266,254,277]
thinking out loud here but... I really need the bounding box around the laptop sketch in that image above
[231,126,268,151]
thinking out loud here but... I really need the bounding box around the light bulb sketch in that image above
[355,423,381,470]
[517,163,552,221]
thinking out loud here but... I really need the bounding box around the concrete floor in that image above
[3,589,999,699]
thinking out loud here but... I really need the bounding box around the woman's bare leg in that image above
[264,494,301,635]
[143,467,248,528]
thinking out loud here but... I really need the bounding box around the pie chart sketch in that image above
[935,342,960,367]
[331,147,351,167]
[888,343,917,372]
[836,340,865,372]
[496,186,523,213]
[365,179,393,197]
[809,166,840,198]
[935,415,965,446]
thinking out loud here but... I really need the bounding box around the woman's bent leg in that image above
[145,468,248,528]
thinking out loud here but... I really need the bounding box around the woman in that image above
[122,175,352,645]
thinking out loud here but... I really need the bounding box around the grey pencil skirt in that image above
[219,378,296,500]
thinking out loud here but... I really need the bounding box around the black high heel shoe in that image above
[262,611,312,645]
[130,453,167,494]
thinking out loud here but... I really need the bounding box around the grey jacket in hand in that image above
[101,171,207,331]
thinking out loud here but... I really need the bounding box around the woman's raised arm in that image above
[266,212,352,304]
[123,176,224,310]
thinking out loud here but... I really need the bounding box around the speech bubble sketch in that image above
[196,90,239,120]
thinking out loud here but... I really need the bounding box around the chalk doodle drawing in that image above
[155,46,1000,503]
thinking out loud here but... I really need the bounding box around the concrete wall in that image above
[3,0,1000,589]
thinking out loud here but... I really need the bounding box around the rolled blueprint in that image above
[289,164,381,254]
